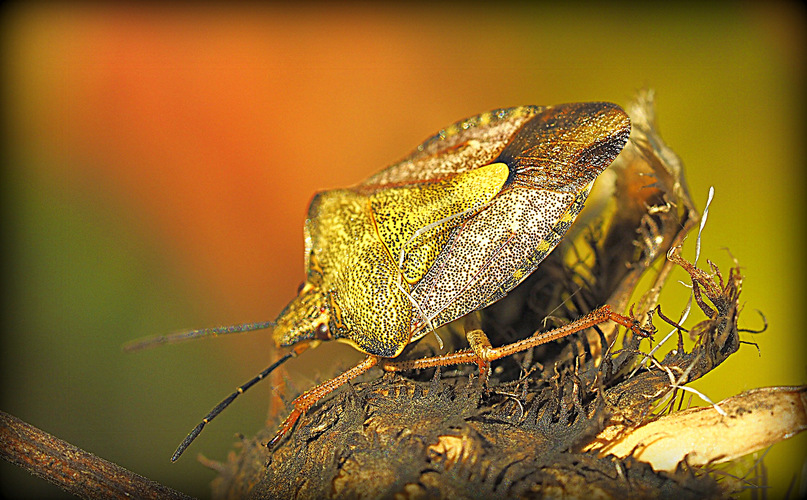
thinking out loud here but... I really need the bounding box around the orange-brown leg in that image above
[267,355,379,450]
[466,329,494,384]
[382,305,652,374]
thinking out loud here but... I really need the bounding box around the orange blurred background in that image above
[2,4,804,498]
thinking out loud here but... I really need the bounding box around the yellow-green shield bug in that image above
[126,101,652,461]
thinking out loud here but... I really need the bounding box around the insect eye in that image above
[315,323,330,340]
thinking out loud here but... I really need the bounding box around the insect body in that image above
[275,102,631,355]
[129,102,650,461]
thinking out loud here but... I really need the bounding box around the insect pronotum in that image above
[126,102,653,462]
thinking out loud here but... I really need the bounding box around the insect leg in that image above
[267,355,379,450]
[380,349,480,372]
[479,305,652,361]
[466,329,493,385]
[381,305,653,374]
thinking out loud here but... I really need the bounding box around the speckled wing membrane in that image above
[392,103,631,340]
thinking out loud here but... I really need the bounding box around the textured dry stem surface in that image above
[209,92,805,499]
[0,411,193,500]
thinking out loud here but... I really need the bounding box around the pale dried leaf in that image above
[596,386,807,472]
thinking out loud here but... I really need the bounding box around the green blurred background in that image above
[2,4,804,498]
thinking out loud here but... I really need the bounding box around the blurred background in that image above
[2,3,804,498]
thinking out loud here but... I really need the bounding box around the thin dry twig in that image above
[0,410,195,500]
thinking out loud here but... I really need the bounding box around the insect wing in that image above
[359,106,541,190]
[409,102,632,336]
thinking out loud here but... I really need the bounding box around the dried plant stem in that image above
[0,410,194,500]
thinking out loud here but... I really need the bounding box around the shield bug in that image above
[127,101,651,462]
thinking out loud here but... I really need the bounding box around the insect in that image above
[127,101,651,462]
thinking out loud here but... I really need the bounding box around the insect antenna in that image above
[123,321,276,352]
[171,350,296,462]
